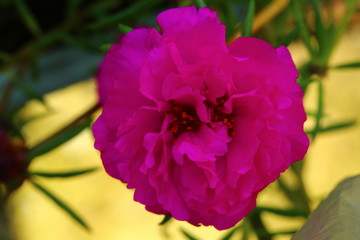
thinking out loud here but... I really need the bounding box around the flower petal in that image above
[225,116,261,186]
[157,6,227,63]
[97,28,160,104]
[172,124,230,164]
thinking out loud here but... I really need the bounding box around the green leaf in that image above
[333,61,360,69]
[306,110,326,117]
[269,230,297,237]
[241,228,250,240]
[159,214,172,225]
[255,206,307,217]
[298,76,313,93]
[292,175,360,240]
[13,0,42,36]
[277,178,299,206]
[117,24,133,34]
[195,0,207,8]
[27,119,91,161]
[181,229,200,240]
[242,0,255,37]
[292,0,315,56]
[247,210,272,239]
[241,219,251,240]
[30,168,98,178]
[18,111,53,130]
[31,181,90,230]
[87,0,164,30]
[290,158,305,178]
[221,227,238,240]
[332,0,358,53]
[100,43,112,53]
[306,120,356,135]
[279,27,300,47]
[222,0,239,39]
[311,80,324,140]
[311,0,326,46]
[277,175,310,217]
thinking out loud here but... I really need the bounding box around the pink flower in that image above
[93,6,309,230]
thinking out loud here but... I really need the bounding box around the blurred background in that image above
[1,0,360,239]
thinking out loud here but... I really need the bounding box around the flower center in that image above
[168,100,201,138]
[208,95,236,137]
[168,95,235,138]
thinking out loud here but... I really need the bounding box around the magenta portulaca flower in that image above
[93,6,309,230]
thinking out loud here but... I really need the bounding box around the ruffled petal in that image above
[225,116,261,186]
[172,124,230,164]
[97,28,161,104]
[157,6,227,63]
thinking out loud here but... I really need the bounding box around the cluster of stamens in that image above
[168,100,201,138]
[209,95,236,137]
[168,95,235,138]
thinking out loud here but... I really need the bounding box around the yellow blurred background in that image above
[7,24,360,240]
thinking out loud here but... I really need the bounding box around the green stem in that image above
[248,210,272,240]
[195,0,207,8]
[320,0,357,66]
[28,102,100,163]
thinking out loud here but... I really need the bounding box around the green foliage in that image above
[87,0,165,30]
[255,206,308,218]
[242,0,255,37]
[27,119,91,161]
[30,168,98,178]
[13,0,42,36]
[311,80,324,140]
[31,181,90,231]
[278,27,300,47]
[181,229,200,240]
[333,61,360,69]
[117,24,133,34]
[159,214,172,225]
[99,43,113,53]
[195,0,207,8]
[306,120,356,135]
[220,223,244,240]
[292,0,315,56]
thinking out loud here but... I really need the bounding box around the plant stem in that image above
[228,0,290,44]
[28,102,100,163]
[248,210,272,240]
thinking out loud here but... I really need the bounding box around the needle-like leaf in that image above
[306,120,356,135]
[195,0,207,8]
[242,0,255,37]
[30,168,98,178]
[333,61,360,69]
[27,119,91,161]
[13,0,42,36]
[159,214,172,225]
[181,228,200,240]
[31,181,90,231]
